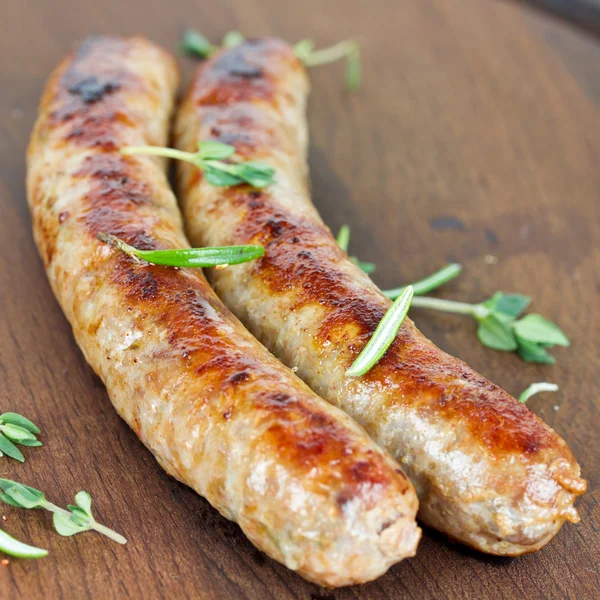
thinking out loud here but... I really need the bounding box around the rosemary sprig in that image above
[383,263,462,298]
[122,141,275,189]
[346,286,414,377]
[518,382,559,403]
[0,528,47,559]
[0,479,126,545]
[98,234,264,268]
[0,413,42,463]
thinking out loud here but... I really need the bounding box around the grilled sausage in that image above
[174,38,586,555]
[26,36,421,587]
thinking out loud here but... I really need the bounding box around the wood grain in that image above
[0,0,598,598]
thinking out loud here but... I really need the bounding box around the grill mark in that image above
[43,37,143,150]
[189,38,300,108]
[201,105,283,157]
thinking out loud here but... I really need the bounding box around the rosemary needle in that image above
[98,234,265,268]
[346,286,414,377]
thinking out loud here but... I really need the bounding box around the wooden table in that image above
[1,0,598,598]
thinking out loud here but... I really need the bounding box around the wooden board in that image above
[1,0,598,598]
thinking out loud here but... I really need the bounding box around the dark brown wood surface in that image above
[1,0,598,598]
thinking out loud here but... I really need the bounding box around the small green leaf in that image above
[14,439,42,447]
[0,434,24,462]
[0,528,48,559]
[74,491,93,517]
[0,480,46,509]
[347,286,414,377]
[516,338,556,364]
[67,506,91,527]
[345,42,361,91]
[0,413,40,435]
[514,314,570,347]
[179,29,216,58]
[222,31,245,48]
[518,382,558,403]
[231,161,276,188]
[350,257,376,274]
[201,165,244,187]
[336,225,350,252]
[293,39,314,62]
[477,314,518,351]
[197,140,236,161]
[357,260,376,274]
[483,292,531,318]
[53,513,89,537]
[1,424,37,444]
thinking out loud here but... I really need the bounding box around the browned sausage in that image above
[26,35,420,587]
[174,38,586,555]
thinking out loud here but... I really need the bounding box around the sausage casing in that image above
[26,36,421,586]
[174,39,586,555]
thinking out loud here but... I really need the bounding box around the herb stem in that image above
[90,522,127,545]
[302,40,357,67]
[44,502,126,545]
[121,146,195,164]
[383,263,462,298]
[410,296,487,318]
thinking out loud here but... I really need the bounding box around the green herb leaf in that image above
[346,286,414,377]
[292,39,314,62]
[0,481,127,545]
[0,480,46,509]
[1,424,37,444]
[518,382,559,403]
[483,292,531,318]
[12,439,42,448]
[383,263,462,299]
[351,258,376,274]
[229,161,276,188]
[98,234,265,268]
[179,29,216,58]
[336,225,350,253]
[0,434,24,462]
[222,31,245,48]
[0,413,40,435]
[202,165,246,187]
[513,314,570,347]
[74,491,93,517]
[516,337,556,364]
[121,143,276,189]
[196,140,236,161]
[477,314,518,351]
[345,42,361,91]
[0,528,48,559]
[53,513,90,537]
